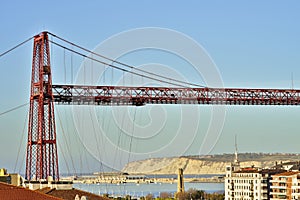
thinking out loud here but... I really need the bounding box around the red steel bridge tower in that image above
[26,32,59,181]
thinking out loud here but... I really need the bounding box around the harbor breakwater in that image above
[73,174,224,184]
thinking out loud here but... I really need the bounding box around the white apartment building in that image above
[225,139,263,200]
[225,164,259,199]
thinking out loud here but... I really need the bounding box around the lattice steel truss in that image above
[52,85,300,106]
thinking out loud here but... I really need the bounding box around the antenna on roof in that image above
[234,135,239,164]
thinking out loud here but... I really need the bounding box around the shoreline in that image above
[72,174,224,184]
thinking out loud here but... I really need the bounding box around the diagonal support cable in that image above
[0,37,33,58]
[48,32,205,88]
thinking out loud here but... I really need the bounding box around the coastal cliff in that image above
[122,153,300,174]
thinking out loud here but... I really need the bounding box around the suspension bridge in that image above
[1,31,300,182]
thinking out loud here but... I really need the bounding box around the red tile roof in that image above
[235,167,259,173]
[0,182,62,200]
[38,187,109,200]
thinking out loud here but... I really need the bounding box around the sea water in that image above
[74,182,224,198]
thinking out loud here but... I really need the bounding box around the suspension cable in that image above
[0,33,205,87]
[13,107,28,173]
[0,103,29,117]
[57,109,77,175]
[0,37,33,58]
[50,40,196,88]
[127,108,137,165]
[47,32,205,88]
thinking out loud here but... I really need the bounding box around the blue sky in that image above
[0,1,300,174]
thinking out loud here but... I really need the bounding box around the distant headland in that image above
[121,153,300,175]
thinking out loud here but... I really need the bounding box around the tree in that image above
[205,192,225,200]
[187,188,204,199]
[160,192,173,199]
[175,188,205,200]
[175,191,189,200]
[145,193,154,200]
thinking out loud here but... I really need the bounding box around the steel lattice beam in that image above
[52,85,300,106]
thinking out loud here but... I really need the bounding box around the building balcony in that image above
[270,185,286,189]
[270,179,286,183]
[270,197,287,200]
[270,191,287,196]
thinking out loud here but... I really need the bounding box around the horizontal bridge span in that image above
[52,85,300,106]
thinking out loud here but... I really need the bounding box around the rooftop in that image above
[260,169,286,175]
[0,182,61,200]
[272,171,300,177]
[235,167,259,173]
[38,187,109,200]
[235,168,286,175]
